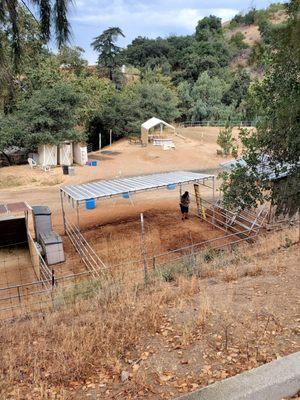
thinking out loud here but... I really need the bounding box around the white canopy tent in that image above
[141,117,175,146]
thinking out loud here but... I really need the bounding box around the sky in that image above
[59,0,284,64]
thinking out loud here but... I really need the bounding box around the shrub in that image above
[217,125,235,156]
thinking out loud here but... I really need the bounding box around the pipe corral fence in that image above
[0,172,297,322]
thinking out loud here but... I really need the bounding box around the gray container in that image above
[32,206,52,241]
[40,231,65,265]
[68,166,75,176]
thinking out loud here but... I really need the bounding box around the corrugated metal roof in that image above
[220,157,293,181]
[61,171,214,202]
[141,117,175,131]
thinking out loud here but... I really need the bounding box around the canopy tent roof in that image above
[220,156,294,181]
[141,117,175,131]
[61,171,214,203]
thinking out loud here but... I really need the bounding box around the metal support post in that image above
[212,176,215,224]
[140,213,148,284]
[76,201,80,231]
[60,190,66,234]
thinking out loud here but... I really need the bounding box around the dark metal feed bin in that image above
[32,206,52,241]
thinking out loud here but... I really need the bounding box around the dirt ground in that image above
[71,235,300,400]
[1,229,299,400]
[0,126,243,233]
[0,246,34,288]
[73,206,234,268]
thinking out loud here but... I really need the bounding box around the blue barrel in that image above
[85,198,96,210]
[91,161,97,166]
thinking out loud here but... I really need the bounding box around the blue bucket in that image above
[85,198,96,210]
[91,161,97,166]
[167,184,176,191]
[122,192,130,199]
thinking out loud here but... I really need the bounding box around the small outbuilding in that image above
[73,142,88,165]
[38,144,58,166]
[141,117,175,146]
[58,141,73,166]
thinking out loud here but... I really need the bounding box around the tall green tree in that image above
[88,80,179,141]
[221,0,300,216]
[91,27,125,81]
[177,72,233,122]
[0,0,71,64]
[0,7,44,112]
[195,15,222,41]
[0,83,84,149]
[57,45,88,75]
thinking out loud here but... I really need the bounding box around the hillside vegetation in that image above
[0,3,289,153]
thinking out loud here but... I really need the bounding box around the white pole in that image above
[60,190,66,234]
[110,129,112,146]
[99,133,102,150]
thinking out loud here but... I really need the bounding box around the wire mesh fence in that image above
[0,217,298,322]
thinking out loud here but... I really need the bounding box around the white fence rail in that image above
[180,120,257,128]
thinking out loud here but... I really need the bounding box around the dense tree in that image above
[222,70,251,108]
[91,27,125,81]
[122,36,170,68]
[221,0,300,215]
[57,46,88,75]
[177,72,234,122]
[0,7,45,112]
[121,14,233,84]
[88,81,179,143]
[195,15,222,41]
[0,83,84,149]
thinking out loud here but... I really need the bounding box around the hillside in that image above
[225,8,287,46]
[224,7,288,74]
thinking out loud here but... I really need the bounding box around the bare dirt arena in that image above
[0,127,248,303]
[0,126,246,232]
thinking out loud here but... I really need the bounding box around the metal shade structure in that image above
[60,170,215,230]
[220,156,295,181]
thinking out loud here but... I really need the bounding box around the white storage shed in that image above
[59,141,73,166]
[73,142,88,165]
[38,144,58,166]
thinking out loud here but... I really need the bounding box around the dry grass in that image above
[0,283,172,392]
[0,175,23,188]
[0,227,299,399]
